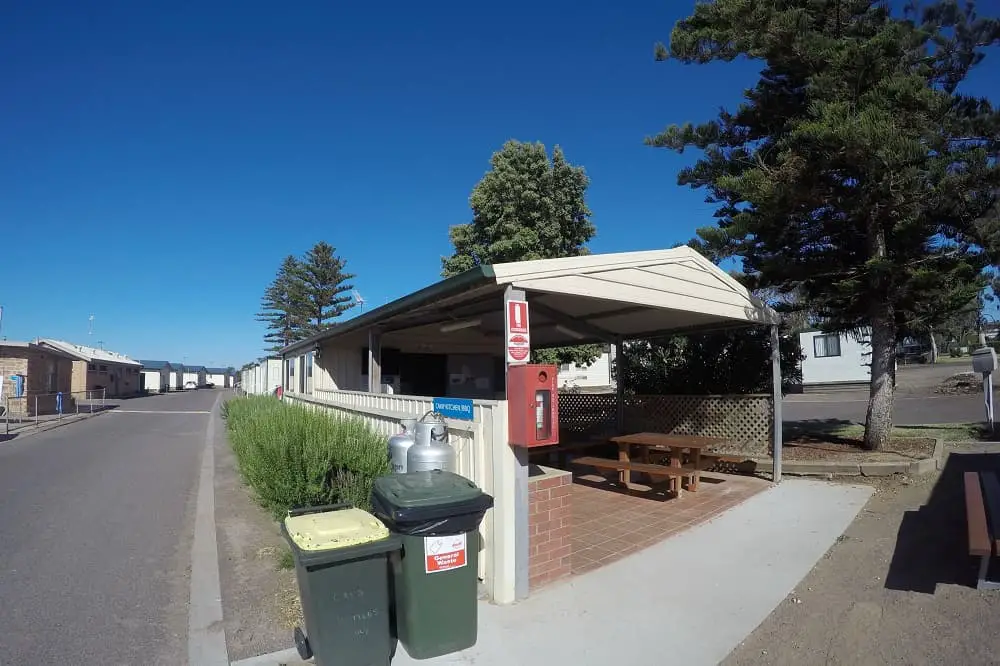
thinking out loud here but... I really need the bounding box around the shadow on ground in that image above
[885,451,1000,594]
[784,419,857,444]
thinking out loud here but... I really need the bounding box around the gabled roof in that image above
[139,360,172,370]
[205,367,229,374]
[184,365,207,372]
[280,246,777,356]
[0,340,79,360]
[38,339,141,366]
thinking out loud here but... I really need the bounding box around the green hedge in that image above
[223,396,389,517]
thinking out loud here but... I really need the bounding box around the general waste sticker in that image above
[424,533,468,573]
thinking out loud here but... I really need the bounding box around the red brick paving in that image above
[570,471,770,574]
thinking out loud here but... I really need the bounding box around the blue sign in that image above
[432,397,474,421]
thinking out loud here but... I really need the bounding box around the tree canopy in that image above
[256,242,356,353]
[652,0,1000,449]
[442,140,603,366]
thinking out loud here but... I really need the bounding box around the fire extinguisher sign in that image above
[506,300,530,365]
[424,533,468,573]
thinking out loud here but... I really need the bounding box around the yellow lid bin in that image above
[284,507,389,552]
[280,504,402,665]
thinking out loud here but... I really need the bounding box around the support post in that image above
[770,324,783,483]
[614,339,625,433]
[504,286,531,601]
[368,328,382,393]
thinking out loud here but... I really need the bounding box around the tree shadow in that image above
[885,451,1000,594]
[783,419,858,445]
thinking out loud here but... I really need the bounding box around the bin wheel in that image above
[293,626,312,660]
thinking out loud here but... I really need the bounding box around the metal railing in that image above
[2,388,107,435]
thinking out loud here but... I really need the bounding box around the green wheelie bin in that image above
[281,504,401,666]
[371,471,494,660]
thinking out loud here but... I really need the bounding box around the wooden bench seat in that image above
[964,471,1000,590]
[572,456,697,496]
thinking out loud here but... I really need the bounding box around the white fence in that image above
[284,388,518,604]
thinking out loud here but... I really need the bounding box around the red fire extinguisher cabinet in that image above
[507,364,559,447]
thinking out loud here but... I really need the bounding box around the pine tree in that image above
[442,140,603,367]
[256,255,309,353]
[650,0,1000,449]
[299,241,356,336]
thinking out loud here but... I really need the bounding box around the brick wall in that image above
[0,348,75,415]
[528,466,573,591]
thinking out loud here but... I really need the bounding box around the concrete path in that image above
[237,479,873,666]
[0,389,222,665]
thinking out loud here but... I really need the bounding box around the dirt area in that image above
[936,371,984,395]
[782,436,936,463]
[724,444,1000,665]
[214,417,300,661]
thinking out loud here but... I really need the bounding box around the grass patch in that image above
[224,395,390,518]
[277,547,295,571]
[784,420,985,442]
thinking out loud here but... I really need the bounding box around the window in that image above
[47,361,58,393]
[98,364,108,372]
[813,334,842,358]
[88,363,96,371]
[559,363,572,372]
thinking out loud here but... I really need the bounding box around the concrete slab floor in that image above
[235,479,873,666]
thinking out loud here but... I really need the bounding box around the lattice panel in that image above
[558,393,617,434]
[624,395,772,456]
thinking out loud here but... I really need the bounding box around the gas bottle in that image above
[388,417,417,474]
[406,411,455,473]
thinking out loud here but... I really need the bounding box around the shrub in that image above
[224,396,389,517]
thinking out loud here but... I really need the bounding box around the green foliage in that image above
[256,242,356,353]
[299,241,356,337]
[224,396,389,517]
[651,0,1000,449]
[616,327,802,396]
[442,140,603,365]
[257,255,309,353]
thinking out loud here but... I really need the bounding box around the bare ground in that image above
[723,444,1000,666]
[214,416,300,661]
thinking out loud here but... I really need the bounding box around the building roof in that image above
[0,340,80,360]
[280,246,777,356]
[139,360,172,370]
[205,367,229,374]
[38,339,141,366]
[184,365,207,372]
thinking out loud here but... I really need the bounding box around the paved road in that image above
[784,392,988,425]
[0,389,222,665]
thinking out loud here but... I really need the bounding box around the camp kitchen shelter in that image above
[279,247,782,604]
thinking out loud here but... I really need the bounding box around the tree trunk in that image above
[929,329,938,364]
[864,315,897,451]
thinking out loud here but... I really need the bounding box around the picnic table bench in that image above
[572,456,698,497]
[964,471,1000,590]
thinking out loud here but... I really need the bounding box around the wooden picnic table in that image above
[610,432,728,491]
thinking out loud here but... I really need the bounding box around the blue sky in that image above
[2,1,997,366]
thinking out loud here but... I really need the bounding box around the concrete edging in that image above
[751,438,945,478]
[1,410,107,441]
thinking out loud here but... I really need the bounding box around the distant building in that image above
[182,365,207,388]
[798,329,871,390]
[0,341,77,415]
[205,367,232,388]
[169,363,185,391]
[557,346,616,391]
[37,339,142,398]
[139,360,172,393]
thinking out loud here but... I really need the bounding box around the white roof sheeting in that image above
[491,246,776,338]
[38,339,141,366]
